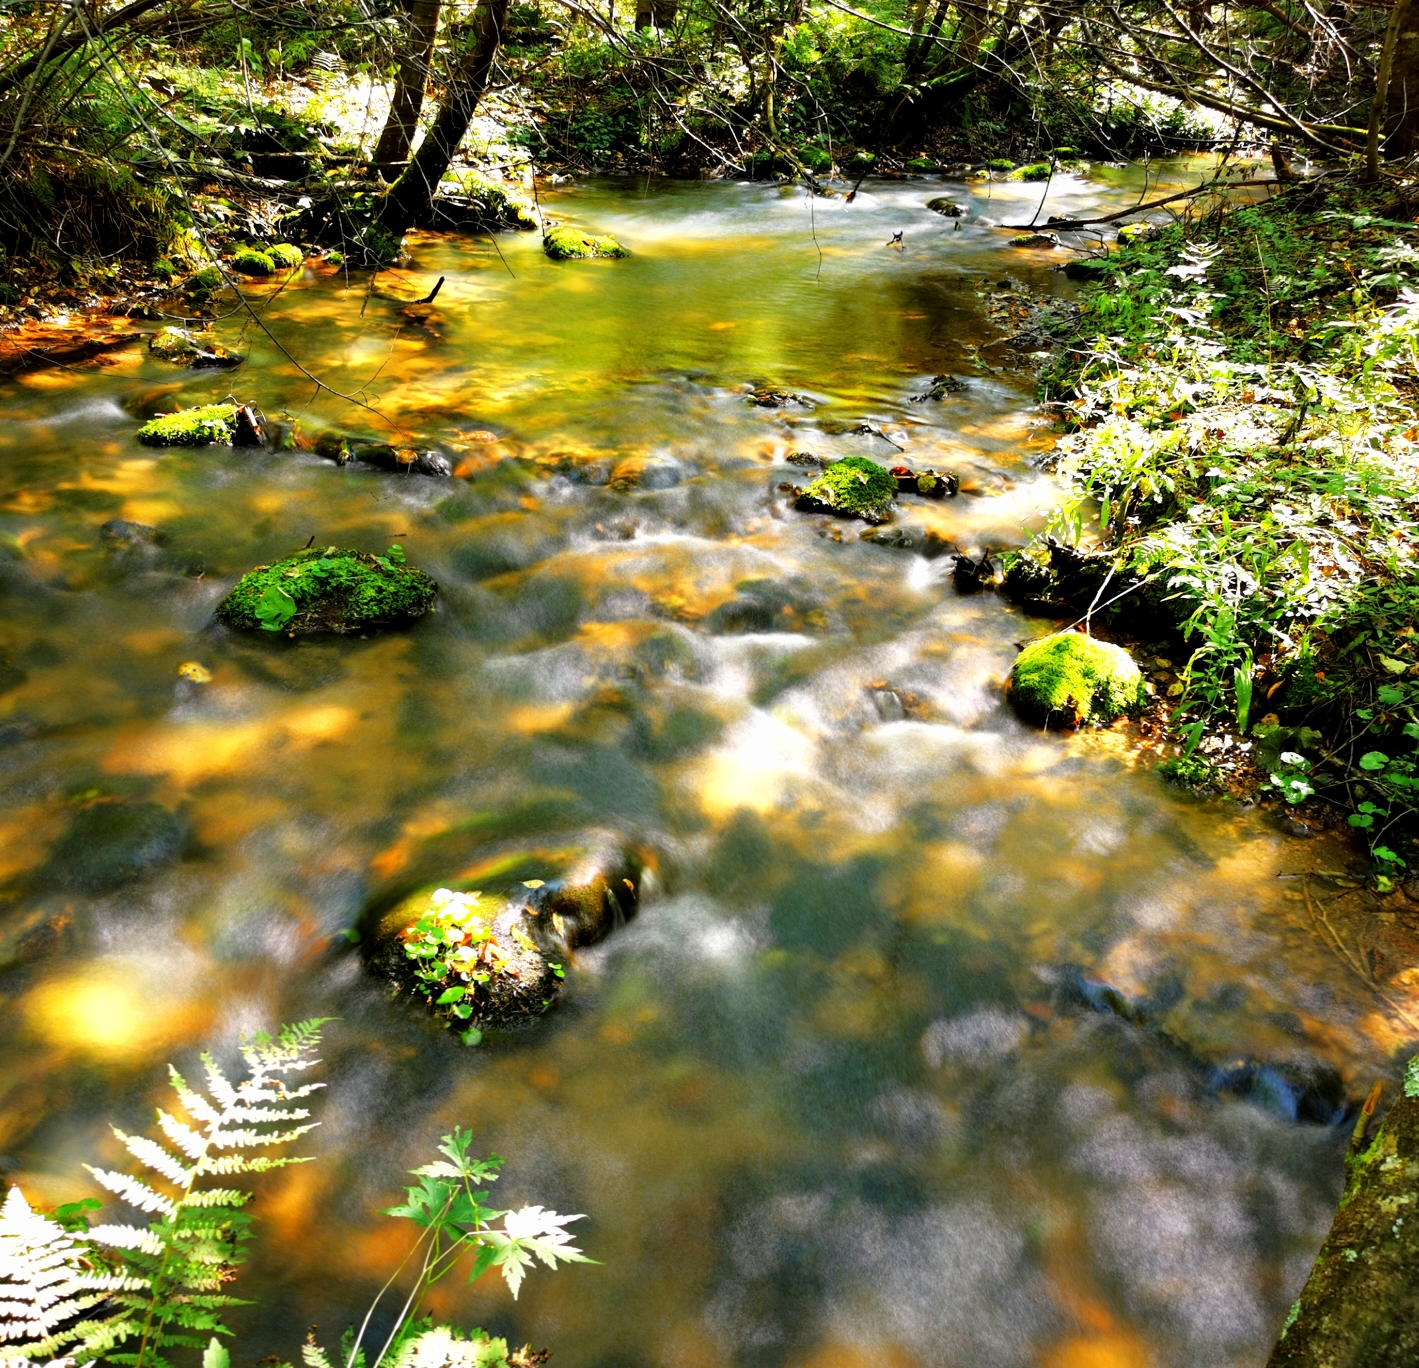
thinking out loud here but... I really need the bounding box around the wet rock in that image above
[914,373,968,402]
[543,226,629,259]
[608,454,683,490]
[926,197,965,217]
[136,402,264,447]
[749,386,815,409]
[215,545,437,636]
[1063,257,1111,282]
[146,326,241,369]
[859,524,954,557]
[1209,1056,1347,1125]
[794,456,897,524]
[704,578,817,634]
[1009,232,1059,248]
[1008,630,1145,727]
[785,451,823,467]
[367,841,644,1033]
[314,433,452,477]
[1117,221,1162,244]
[100,519,163,569]
[951,550,996,592]
[889,464,959,498]
[44,800,186,893]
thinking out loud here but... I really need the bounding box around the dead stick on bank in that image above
[999,177,1283,230]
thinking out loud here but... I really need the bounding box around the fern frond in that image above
[156,1111,209,1161]
[167,1070,222,1128]
[179,1191,251,1210]
[0,1186,115,1358]
[209,1125,318,1151]
[199,1054,239,1111]
[85,1167,177,1217]
[113,1132,192,1188]
[89,1224,166,1256]
[302,1338,335,1368]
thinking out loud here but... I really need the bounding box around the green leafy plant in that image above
[0,1019,329,1368]
[1269,751,1315,805]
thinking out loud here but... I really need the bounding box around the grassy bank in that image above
[1008,175,1419,883]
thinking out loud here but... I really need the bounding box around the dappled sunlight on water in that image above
[0,162,1402,1368]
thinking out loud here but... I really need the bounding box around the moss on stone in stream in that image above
[215,545,436,635]
[266,243,304,269]
[1009,631,1145,727]
[136,403,239,446]
[232,246,275,275]
[543,226,629,259]
[795,455,897,523]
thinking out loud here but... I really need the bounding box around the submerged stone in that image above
[795,455,897,524]
[926,197,964,216]
[46,800,185,892]
[215,545,437,635]
[543,226,629,259]
[1008,630,1145,727]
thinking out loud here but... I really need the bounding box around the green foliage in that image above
[797,455,897,521]
[136,405,239,447]
[215,546,437,635]
[1157,754,1217,789]
[0,1020,328,1368]
[1009,631,1145,726]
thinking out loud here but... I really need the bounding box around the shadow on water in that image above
[0,162,1405,1368]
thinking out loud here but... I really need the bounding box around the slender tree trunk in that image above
[376,0,508,237]
[1267,1080,1419,1367]
[1386,0,1419,157]
[372,0,442,175]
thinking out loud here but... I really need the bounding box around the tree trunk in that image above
[1268,1079,1419,1367]
[372,0,442,175]
[1387,0,1419,156]
[376,0,508,237]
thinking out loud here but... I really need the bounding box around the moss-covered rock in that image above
[543,226,629,260]
[136,403,240,446]
[986,157,1015,172]
[266,243,304,269]
[183,266,225,295]
[1010,232,1059,248]
[795,455,897,523]
[232,246,275,276]
[215,544,436,635]
[926,197,964,216]
[1008,631,1145,727]
[366,844,643,1035]
[148,326,203,361]
[1010,161,1053,181]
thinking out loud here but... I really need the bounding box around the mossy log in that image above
[1268,1072,1419,1367]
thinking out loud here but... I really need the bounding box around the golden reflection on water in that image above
[0,163,1403,1368]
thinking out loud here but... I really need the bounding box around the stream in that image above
[0,163,1405,1368]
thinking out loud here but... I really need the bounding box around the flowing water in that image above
[0,163,1408,1368]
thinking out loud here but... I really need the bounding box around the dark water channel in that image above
[0,165,1404,1368]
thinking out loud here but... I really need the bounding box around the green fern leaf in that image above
[85,1167,177,1216]
[114,1132,192,1186]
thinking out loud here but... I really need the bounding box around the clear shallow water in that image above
[0,164,1404,1368]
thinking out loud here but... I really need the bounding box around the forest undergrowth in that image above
[1008,175,1419,886]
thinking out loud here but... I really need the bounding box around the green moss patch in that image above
[148,326,203,361]
[136,403,239,446]
[183,266,225,295]
[543,226,629,260]
[1010,161,1053,181]
[232,246,274,276]
[926,197,964,216]
[267,243,304,269]
[1009,631,1145,727]
[215,544,436,635]
[795,455,897,523]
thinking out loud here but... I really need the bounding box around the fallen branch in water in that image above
[999,178,1283,230]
